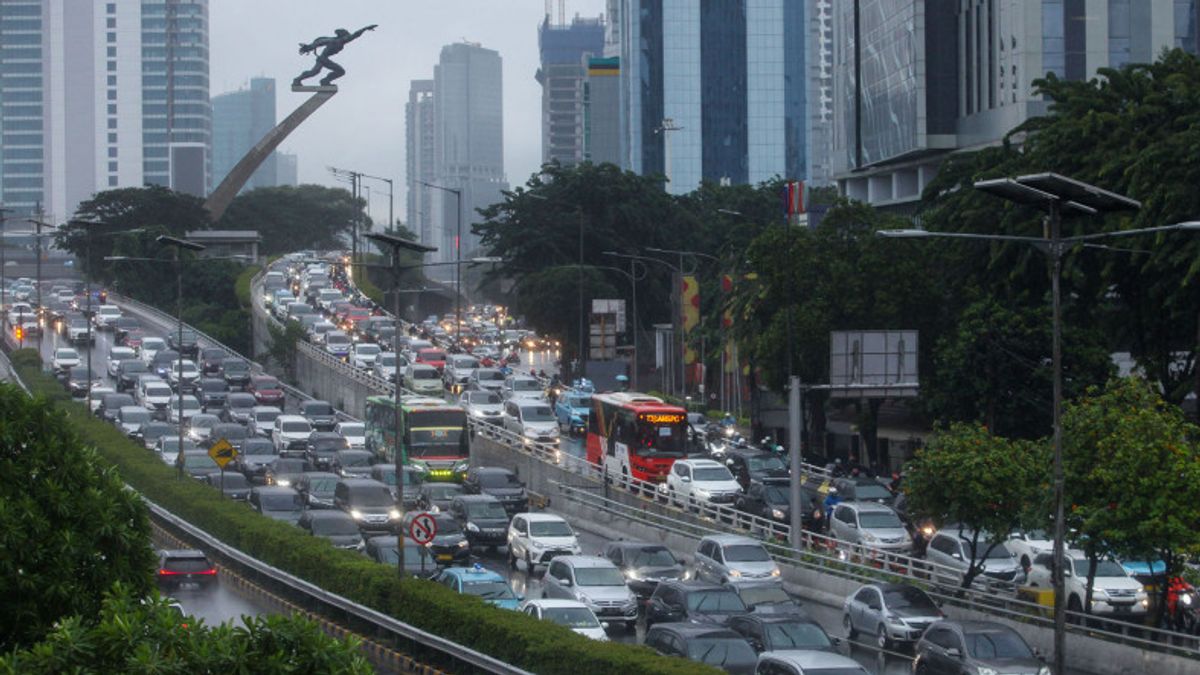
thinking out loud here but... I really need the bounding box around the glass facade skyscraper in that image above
[0,0,46,216]
[537,15,604,166]
[212,77,277,192]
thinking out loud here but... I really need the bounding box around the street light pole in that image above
[0,207,10,313]
[601,252,649,390]
[418,181,464,348]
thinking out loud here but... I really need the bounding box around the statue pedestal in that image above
[291,84,338,93]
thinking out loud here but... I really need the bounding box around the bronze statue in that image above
[293,25,377,87]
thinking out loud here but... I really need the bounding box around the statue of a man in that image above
[293,25,377,87]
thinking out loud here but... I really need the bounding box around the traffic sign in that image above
[208,439,238,469]
[409,512,438,545]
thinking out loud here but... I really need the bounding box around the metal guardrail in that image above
[143,494,533,675]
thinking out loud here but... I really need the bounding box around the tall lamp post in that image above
[418,181,464,346]
[602,252,651,390]
[881,172,1200,675]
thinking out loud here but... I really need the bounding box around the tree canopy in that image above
[218,184,369,256]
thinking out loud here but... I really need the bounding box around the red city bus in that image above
[586,392,688,483]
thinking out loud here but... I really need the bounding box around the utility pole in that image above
[0,206,10,313]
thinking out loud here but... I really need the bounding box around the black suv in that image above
[448,494,510,550]
[299,399,337,432]
[196,377,229,412]
[645,580,749,628]
[462,466,528,516]
[155,549,217,590]
[168,328,200,358]
[643,623,756,675]
[199,347,226,376]
[601,541,687,599]
[723,449,790,489]
[305,431,350,471]
[734,482,825,532]
[727,613,840,653]
[219,358,252,390]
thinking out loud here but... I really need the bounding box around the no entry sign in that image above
[408,512,438,544]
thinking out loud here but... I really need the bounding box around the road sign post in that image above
[208,438,238,494]
[409,512,438,546]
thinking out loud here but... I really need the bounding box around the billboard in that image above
[829,330,919,398]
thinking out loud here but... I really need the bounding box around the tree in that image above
[267,320,307,382]
[0,380,155,648]
[219,184,368,256]
[903,423,1049,588]
[1061,377,1200,621]
[2,585,373,673]
[508,265,618,370]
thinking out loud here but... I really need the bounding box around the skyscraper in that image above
[536,15,605,166]
[212,77,277,192]
[276,152,298,187]
[430,42,507,263]
[833,0,1199,208]
[583,56,621,165]
[405,79,436,247]
[0,0,211,221]
[616,0,815,194]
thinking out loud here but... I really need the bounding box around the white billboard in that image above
[829,330,919,398]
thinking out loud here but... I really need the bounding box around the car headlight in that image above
[453,460,469,473]
[771,509,786,520]
[770,568,781,577]
[1183,593,1194,607]
[276,479,291,487]
[457,539,469,548]
[467,522,479,532]
[530,540,544,550]
[388,509,401,520]
[728,569,742,578]
[524,428,538,437]
[350,509,363,520]
[1091,589,1108,600]
[624,569,642,581]
[694,488,710,498]
[1038,667,1052,675]
[977,668,998,675]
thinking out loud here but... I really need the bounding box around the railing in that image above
[144,493,532,674]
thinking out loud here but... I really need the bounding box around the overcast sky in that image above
[210,0,607,224]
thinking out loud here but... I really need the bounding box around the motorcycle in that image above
[1165,577,1200,634]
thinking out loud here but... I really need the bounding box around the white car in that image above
[372,352,401,381]
[1026,551,1148,617]
[140,337,167,364]
[519,599,609,641]
[108,346,137,376]
[166,359,200,388]
[324,330,352,358]
[272,414,313,457]
[664,458,742,512]
[248,405,283,437]
[404,363,444,396]
[167,395,202,424]
[506,512,581,573]
[349,342,382,369]
[502,399,560,445]
[334,421,367,449]
[502,375,545,402]
[460,390,504,426]
[308,320,337,345]
[88,386,115,415]
[136,378,173,416]
[444,354,480,389]
[51,347,80,371]
[93,304,122,329]
[1007,529,1055,571]
[67,318,91,344]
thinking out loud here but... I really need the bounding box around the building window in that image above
[106,17,116,29]
[107,46,116,57]
[109,176,118,187]
[107,32,116,43]
[108,133,117,143]
[107,75,117,86]
[107,89,117,100]
[107,61,116,72]
[109,162,118,172]
[107,3,116,14]
[108,118,117,129]
[108,104,117,115]
[108,148,118,158]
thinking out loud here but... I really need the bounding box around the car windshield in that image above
[478,472,521,488]
[229,396,255,409]
[512,379,541,391]
[686,638,757,666]
[883,586,938,611]
[350,488,394,507]
[522,405,555,422]
[55,349,76,358]
[723,544,771,562]
[378,354,396,366]
[747,455,787,472]
[466,501,508,519]
[762,486,790,504]
[339,424,364,436]
[172,398,200,411]
[573,567,624,586]
[421,350,446,361]
[1072,558,1128,577]
[426,484,463,500]
[413,369,439,380]
[543,607,601,628]
[273,460,305,473]
[356,345,381,355]
[472,392,502,405]
[566,395,591,409]
[183,455,215,469]
[307,477,338,494]
[243,441,275,456]
[462,580,516,600]
[968,541,1013,559]
[145,385,171,397]
[454,357,479,369]
[739,585,791,605]
[311,516,360,536]
[853,482,893,500]
[965,630,1034,659]
[529,520,573,537]
[693,467,734,482]
[143,424,171,439]
[255,410,280,423]
[216,474,249,489]
[478,370,504,381]
[688,590,747,613]
[303,403,333,416]
[261,494,302,511]
[341,454,371,467]
[859,511,904,529]
[630,547,678,567]
[122,410,150,423]
[254,378,280,390]
[199,380,224,392]
[765,621,834,650]
[283,421,311,433]
[224,361,249,373]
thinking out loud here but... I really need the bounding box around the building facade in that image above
[405,79,436,248]
[276,151,298,186]
[833,0,1200,208]
[536,15,605,166]
[0,0,210,222]
[583,56,621,165]
[212,77,277,192]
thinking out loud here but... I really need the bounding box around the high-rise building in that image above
[405,79,436,247]
[430,42,507,263]
[583,56,621,165]
[212,77,277,192]
[276,152,298,187]
[616,0,815,194]
[833,0,1199,208]
[536,15,605,166]
[0,0,211,221]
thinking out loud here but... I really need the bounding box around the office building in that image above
[430,42,507,263]
[833,0,1199,208]
[276,152,298,186]
[616,0,818,194]
[405,79,436,248]
[0,0,210,221]
[583,56,621,165]
[536,15,605,166]
[212,77,277,192]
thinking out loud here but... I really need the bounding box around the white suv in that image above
[664,458,742,512]
[93,304,122,329]
[272,414,313,457]
[542,556,639,631]
[506,512,581,574]
[502,399,560,445]
[1026,551,1148,617]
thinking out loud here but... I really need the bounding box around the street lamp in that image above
[880,172,1200,675]
[601,252,650,390]
[417,181,464,347]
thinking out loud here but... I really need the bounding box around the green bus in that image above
[365,395,469,481]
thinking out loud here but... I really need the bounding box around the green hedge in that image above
[9,349,715,675]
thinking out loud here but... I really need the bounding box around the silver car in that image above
[693,534,782,585]
[828,502,912,554]
[541,555,638,631]
[842,582,944,649]
[924,528,1026,589]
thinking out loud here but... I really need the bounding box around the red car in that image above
[247,375,285,406]
[416,347,447,372]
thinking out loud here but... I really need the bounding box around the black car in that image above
[833,476,896,506]
[222,392,257,425]
[249,486,304,524]
[155,549,217,590]
[724,449,790,489]
[448,494,510,550]
[363,535,442,577]
[298,510,364,550]
[202,471,251,500]
[735,482,825,533]
[168,327,199,358]
[235,437,278,484]
[332,449,374,478]
[729,582,806,615]
[462,466,528,516]
[150,350,181,380]
[643,623,757,675]
[913,620,1046,675]
[207,423,248,451]
[299,399,338,432]
[176,450,219,480]
[400,511,470,565]
[371,464,422,510]
[416,481,465,513]
[116,360,150,392]
[199,347,226,376]
[140,421,174,450]
[220,358,252,390]
[99,392,137,423]
[645,581,749,628]
[66,365,95,398]
[113,316,142,346]
[305,431,350,471]
[196,377,229,413]
[263,457,307,488]
[296,471,340,509]
[601,541,688,599]
[727,613,840,654]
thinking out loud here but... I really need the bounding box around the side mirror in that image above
[846,522,858,529]
[563,578,573,586]
[681,476,692,483]
[1062,568,1072,578]
[946,647,962,659]
[601,621,610,629]
[517,594,525,602]
[831,636,842,646]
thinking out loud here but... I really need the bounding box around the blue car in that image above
[554,387,592,436]
[432,564,523,610]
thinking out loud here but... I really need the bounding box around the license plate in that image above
[1113,604,1131,613]
[437,554,452,561]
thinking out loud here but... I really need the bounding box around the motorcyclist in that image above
[822,487,841,530]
